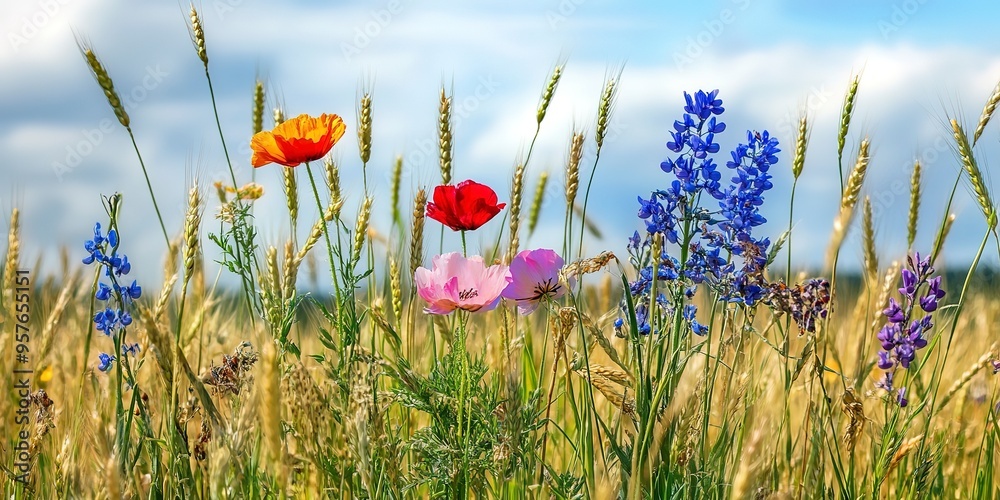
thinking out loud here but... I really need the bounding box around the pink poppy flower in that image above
[502,248,572,315]
[414,252,511,315]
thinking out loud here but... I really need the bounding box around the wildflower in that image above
[250,113,347,168]
[875,252,944,407]
[97,353,115,373]
[765,278,831,333]
[683,304,709,336]
[123,343,141,357]
[502,248,571,315]
[414,252,512,314]
[426,180,506,232]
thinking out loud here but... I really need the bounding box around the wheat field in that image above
[4,6,1000,499]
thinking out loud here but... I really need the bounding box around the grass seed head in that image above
[506,163,525,263]
[410,188,427,280]
[80,47,130,128]
[352,197,374,264]
[528,171,549,237]
[438,87,453,185]
[565,131,585,209]
[252,80,265,135]
[188,4,209,66]
[837,73,861,162]
[908,161,921,249]
[537,64,563,124]
[973,79,1000,145]
[595,76,619,151]
[358,92,373,164]
[792,113,808,179]
[951,119,996,228]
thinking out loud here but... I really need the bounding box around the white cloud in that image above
[5,2,1000,287]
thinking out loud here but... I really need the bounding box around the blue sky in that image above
[4,0,1000,286]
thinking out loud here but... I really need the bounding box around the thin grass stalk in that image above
[187,8,259,323]
[826,138,871,271]
[576,72,620,267]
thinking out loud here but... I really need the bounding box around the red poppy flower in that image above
[426,180,506,231]
[250,113,346,168]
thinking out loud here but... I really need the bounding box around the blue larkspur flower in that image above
[97,352,115,372]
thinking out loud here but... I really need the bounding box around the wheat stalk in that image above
[826,138,870,268]
[438,87,453,185]
[973,79,1000,146]
[595,76,619,151]
[3,208,20,309]
[79,46,130,128]
[792,113,808,180]
[537,64,563,124]
[38,272,79,363]
[837,74,861,179]
[324,158,342,203]
[283,165,298,230]
[281,238,297,305]
[565,131,585,209]
[357,92,373,165]
[390,155,403,224]
[938,343,998,410]
[527,171,549,238]
[952,119,996,228]
[295,197,343,267]
[188,4,209,67]
[252,80,265,135]
[389,255,402,323]
[409,188,427,280]
[507,163,525,263]
[352,197,374,265]
[862,196,878,280]
[932,213,957,263]
[258,341,284,484]
[907,161,921,249]
[182,184,203,288]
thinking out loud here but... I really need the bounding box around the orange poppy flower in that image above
[250,113,346,168]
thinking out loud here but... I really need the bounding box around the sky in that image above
[4,0,1000,287]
